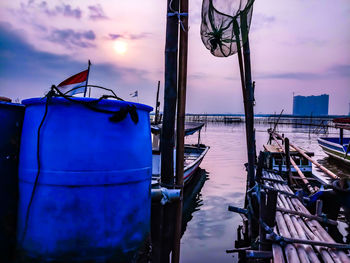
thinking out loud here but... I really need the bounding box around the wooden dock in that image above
[229,149,350,262]
[262,170,349,263]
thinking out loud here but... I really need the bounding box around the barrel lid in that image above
[22,97,153,112]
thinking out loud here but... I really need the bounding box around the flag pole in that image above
[84,60,91,97]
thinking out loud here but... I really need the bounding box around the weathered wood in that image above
[268,235,350,250]
[272,244,285,263]
[275,212,300,263]
[242,35,256,188]
[276,206,337,226]
[154,81,161,124]
[161,0,180,185]
[315,199,323,217]
[263,174,349,262]
[278,180,349,262]
[172,0,188,261]
[160,0,180,261]
[284,137,293,186]
[283,214,309,263]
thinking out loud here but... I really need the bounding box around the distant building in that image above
[293,94,329,116]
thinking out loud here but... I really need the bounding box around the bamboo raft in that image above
[262,170,349,263]
[229,130,350,262]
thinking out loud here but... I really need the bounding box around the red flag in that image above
[57,70,88,87]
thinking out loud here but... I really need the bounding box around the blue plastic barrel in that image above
[17,97,152,262]
[0,101,24,262]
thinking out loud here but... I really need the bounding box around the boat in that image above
[152,122,209,185]
[263,143,314,174]
[318,118,350,165]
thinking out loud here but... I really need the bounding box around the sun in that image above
[113,40,127,55]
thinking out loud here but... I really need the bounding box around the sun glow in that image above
[113,40,127,55]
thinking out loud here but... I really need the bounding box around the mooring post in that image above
[242,35,256,189]
[172,0,188,261]
[284,138,292,185]
[154,81,161,124]
[160,0,180,261]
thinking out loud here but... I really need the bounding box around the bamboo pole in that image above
[276,206,337,226]
[242,35,256,189]
[273,132,339,180]
[154,81,161,124]
[172,0,188,261]
[160,0,180,261]
[161,0,179,186]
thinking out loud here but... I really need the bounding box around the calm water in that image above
[179,122,350,263]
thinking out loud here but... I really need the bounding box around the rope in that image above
[20,89,55,244]
[52,86,138,124]
[168,0,188,32]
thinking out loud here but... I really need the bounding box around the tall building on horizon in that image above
[293,94,329,116]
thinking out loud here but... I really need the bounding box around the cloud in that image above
[55,4,82,19]
[328,64,350,78]
[88,4,108,20]
[0,22,151,100]
[251,13,275,31]
[256,72,320,80]
[47,29,96,48]
[20,1,82,19]
[255,64,350,81]
[108,32,151,40]
[109,33,123,40]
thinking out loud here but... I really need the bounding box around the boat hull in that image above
[152,145,209,186]
[318,137,350,165]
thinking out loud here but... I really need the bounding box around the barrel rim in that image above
[22,97,153,112]
[0,101,25,109]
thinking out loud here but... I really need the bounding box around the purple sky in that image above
[0,0,349,114]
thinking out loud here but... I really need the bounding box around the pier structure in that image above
[229,134,350,262]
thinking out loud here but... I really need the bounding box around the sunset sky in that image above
[0,0,349,114]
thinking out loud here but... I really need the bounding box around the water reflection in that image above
[182,169,208,236]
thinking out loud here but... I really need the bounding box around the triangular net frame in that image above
[200,0,254,57]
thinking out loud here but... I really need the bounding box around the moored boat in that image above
[318,118,350,165]
[152,122,209,185]
[263,143,314,174]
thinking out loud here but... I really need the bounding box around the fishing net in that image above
[200,0,254,57]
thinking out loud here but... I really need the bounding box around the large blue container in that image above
[0,101,25,262]
[17,97,152,262]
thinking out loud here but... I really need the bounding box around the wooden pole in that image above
[160,0,179,261]
[161,0,179,186]
[172,0,188,261]
[242,35,256,188]
[155,81,161,124]
[284,138,293,185]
